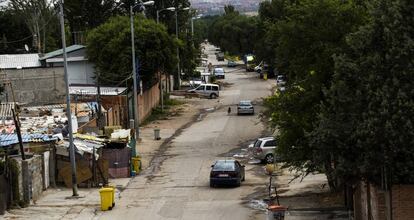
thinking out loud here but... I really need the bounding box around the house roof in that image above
[0,54,42,69]
[69,86,127,96]
[0,103,15,120]
[39,45,86,61]
[0,133,57,147]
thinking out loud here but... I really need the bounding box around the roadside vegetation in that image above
[142,96,185,126]
[195,0,414,194]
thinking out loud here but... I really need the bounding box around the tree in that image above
[262,0,365,190]
[208,8,258,56]
[9,0,60,53]
[0,7,32,53]
[64,0,119,45]
[312,0,414,186]
[86,15,177,89]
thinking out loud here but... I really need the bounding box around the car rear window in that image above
[254,140,262,148]
[240,101,251,106]
[264,140,276,147]
[212,86,219,91]
[213,161,235,171]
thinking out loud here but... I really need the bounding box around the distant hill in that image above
[190,0,262,16]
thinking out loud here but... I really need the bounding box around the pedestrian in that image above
[62,121,69,137]
[208,62,213,73]
[227,106,231,115]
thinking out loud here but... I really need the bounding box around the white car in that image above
[188,83,220,99]
[213,68,225,79]
[276,75,286,86]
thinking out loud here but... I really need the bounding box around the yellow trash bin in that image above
[99,188,114,211]
[131,156,141,174]
[264,73,268,80]
[108,184,116,207]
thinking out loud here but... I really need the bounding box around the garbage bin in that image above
[131,156,141,174]
[267,205,287,220]
[108,184,116,207]
[264,73,268,80]
[154,128,161,140]
[99,187,114,211]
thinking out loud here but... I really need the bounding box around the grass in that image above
[141,96,185,126]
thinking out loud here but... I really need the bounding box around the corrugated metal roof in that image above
[0,103,14,120]
[39,45,85,61]
[69,86,127,96]
[0,133,57,147]
[0,54,42,69]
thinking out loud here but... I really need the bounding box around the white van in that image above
[188,83,220,99]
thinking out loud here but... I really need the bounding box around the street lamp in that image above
[59,0,78,197]
[156,6,175,112]
[175,7,190,90]
[156,7,175,24]
[130,0,154,141]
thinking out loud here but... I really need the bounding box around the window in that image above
[254,140,262,148]
[213,161,235,171]
[212,86,219,91]
[264,140,276,147]
[206,85,212,91]
[196,85,205,91]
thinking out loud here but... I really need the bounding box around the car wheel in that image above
[210,93,217,99]
[265,154,274,164]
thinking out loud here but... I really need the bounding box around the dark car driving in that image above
[210,160,245,187]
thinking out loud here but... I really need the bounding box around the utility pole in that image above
[59,0,78,197]
[130,5,140,140]
[175,10,181,90]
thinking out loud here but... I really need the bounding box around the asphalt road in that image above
[99,45,274,220]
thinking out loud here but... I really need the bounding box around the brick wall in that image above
[354,182,414,220]
[392,185,414,220]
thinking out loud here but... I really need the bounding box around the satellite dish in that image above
[24,44,29,52]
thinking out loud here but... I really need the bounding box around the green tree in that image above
[86,15,177,88]
[262,0,365,190]
[208,8,258,56]
[312,0,414,186]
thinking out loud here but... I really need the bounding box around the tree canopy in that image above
[86,15,177,88]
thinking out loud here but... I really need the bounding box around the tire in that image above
[210,93,217,99]
[265,154,274,164]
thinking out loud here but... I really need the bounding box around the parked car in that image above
[249,137,277,164]
[227,60,237,67]
[216,52,225,61]
[237,100,254,115]
[188,83,220,99]
[210,159,245,187]
[276,75,286,86]
[213,67,225,79]
[254,61,263,73]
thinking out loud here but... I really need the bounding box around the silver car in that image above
[249,137,277,163]
[188,83,220,99]
[237,100,254,115]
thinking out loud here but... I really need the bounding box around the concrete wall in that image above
[9,155,46,207]
[1,67,66,105]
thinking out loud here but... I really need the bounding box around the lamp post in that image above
[130,0,154,141]
[156,7,175,112]
[59,0,78,197]
[175,7,190,90]
[156,7,175,24]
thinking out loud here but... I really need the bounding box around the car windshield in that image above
[239,101,251,106]
[213,161,235,171]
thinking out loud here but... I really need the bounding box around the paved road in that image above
[99,45,274,220]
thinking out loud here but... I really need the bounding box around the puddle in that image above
[233,153,248,158]
[247,199,268,211]
[248,159,262,164]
